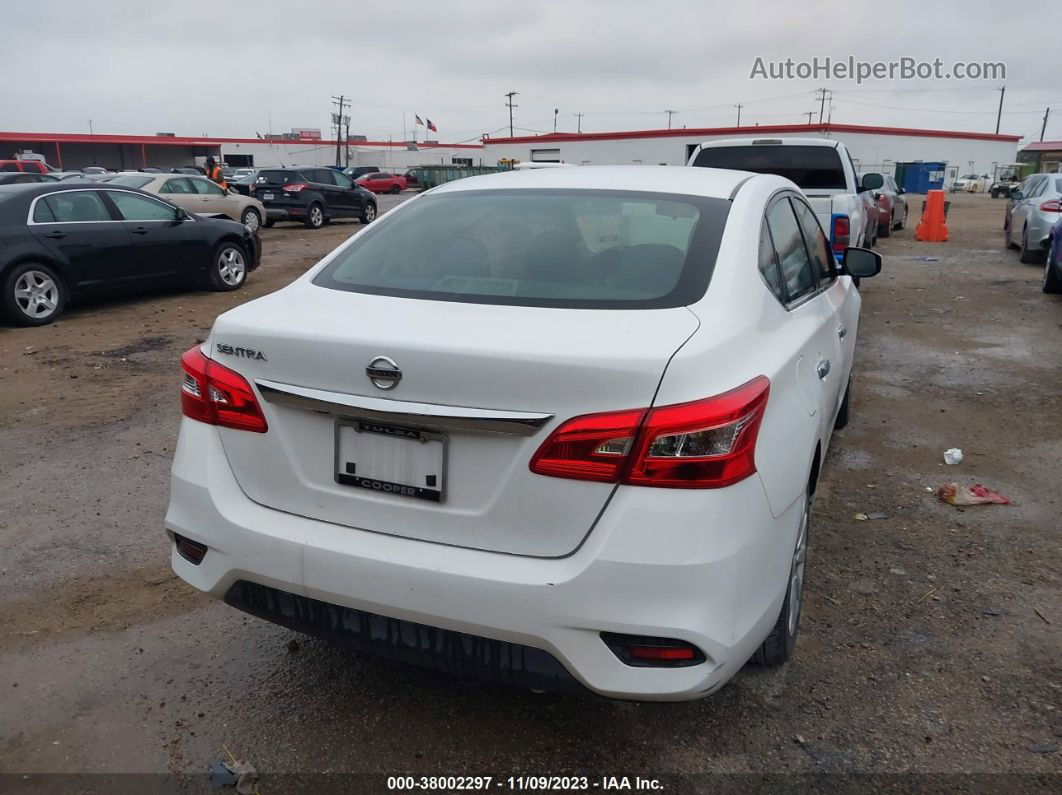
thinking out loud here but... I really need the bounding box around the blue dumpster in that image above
[896,161,946,194]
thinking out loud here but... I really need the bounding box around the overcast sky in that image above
[2,0,1058,143]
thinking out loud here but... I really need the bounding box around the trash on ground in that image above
[854,511,888,521]
[936,483,1010,506]
[911,256,939,261]
[210,747,258,794]
[943,448,963,465]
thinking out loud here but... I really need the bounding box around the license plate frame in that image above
[261,192,274,201]
[333,420,447,502]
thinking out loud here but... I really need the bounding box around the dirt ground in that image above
[0,191,1059,793]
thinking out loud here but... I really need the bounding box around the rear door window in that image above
[42,191,112,222]
[692,145,847,190]
[313,189,730,309]
[758,221,785,302]
[312,169,336,185]
[161,177,195,194]
[791,198,834,285]
[765,197,816,302]
[334,171,354,188]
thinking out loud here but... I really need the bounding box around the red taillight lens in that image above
[530,376,769,489]
[1039,200,1062,212]
[832,215,850,254]
[283,182,307,193]
[180,346,267,433]
[528,408,645,482]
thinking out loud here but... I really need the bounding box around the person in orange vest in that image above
[204,156,228,190]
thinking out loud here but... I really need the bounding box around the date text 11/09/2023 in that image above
[386,776,665,791]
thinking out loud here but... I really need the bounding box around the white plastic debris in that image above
[944,448,963,465]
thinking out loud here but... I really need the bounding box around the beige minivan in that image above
[106,173,266,231]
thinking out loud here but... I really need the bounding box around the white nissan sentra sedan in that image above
[166,166,880,700]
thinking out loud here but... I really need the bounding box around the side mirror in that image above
[842,247,881,278]
[174,206,189,221]
[861,172,884,191]
[1010,190,1022,200]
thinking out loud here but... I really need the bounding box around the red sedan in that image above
[355,172,408,194]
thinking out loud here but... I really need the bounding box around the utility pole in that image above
[805,111,814,124]
[345,116,352,166]
[576,113,583,133]
[994,85,1005,135]
[88,119,94,135]
[1041,107,1051,141]
[505,91,519,137]
[665,110,676,129]
[331,94,348,166]
[554,108,558,133]
[816,88,829,124]
[734,104,743,127]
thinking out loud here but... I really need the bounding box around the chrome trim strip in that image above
[255,378,554,436]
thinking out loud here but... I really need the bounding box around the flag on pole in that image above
[415,115,424,126]
[427,119,438,132]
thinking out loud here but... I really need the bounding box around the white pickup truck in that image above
[687,137,871,260]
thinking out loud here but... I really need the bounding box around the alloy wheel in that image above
[242,209,260,232]
[364,204,376,222]
[787,498,809,636]
[14,270,59,320]
[310,206,323,227]
[217,247,246,287]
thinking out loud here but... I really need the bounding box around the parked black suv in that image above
[255,167,378,229]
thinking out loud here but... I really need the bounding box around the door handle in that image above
[130,226,149,235]
[43,230,65,239]
[837,324,847,339]
[816,359,831,379]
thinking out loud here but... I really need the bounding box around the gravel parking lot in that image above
[0,191,1059,792]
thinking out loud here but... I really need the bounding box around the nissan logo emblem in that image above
[366,356,402,390]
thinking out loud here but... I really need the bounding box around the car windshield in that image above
[313,189,729,309]
[692,145,847,190]
[107,175,154,189]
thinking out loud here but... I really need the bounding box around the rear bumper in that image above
[165,419,801,701]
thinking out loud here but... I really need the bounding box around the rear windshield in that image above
[313,189,729,309]
[107,175,154,189]
[257,170,303,185]
[692,145,847,190]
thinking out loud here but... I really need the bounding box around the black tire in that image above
[360,202,377,224]
[1019,226,1043,264]
[263,218,275,228]
[752,490,809,666]
[2,262,67,326]
[834,377,851,429]
[1044,257,1062,294]
[240,207,262,232]
[206,242,248,292]
[388,184,401,194]
[304,203,325,229]
[1005,218,1018,250]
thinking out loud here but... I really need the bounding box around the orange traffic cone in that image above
[915,189,948,242]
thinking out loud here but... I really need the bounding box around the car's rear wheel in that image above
[3,262,66,326]
[1044,255,1062,294]
[206,242,247,291]
[1019,226,1043,264]
[304,203,325,229]
[389,184,401,194]
[361,203,377,224]
[752,490,809,666]
[240,207,261,232]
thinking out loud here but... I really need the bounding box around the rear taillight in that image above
[1039,200,1062,212]
[283,183,307,193]
[530,376,769,489]
[831,214,850,255]
[180,346,267,433]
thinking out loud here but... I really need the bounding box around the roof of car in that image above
[0,181,146,199]
[430,165,758,200]
[695,137,841,149]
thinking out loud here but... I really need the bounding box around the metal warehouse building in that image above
[480,123,1022,187]
[2,122,1021,187]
